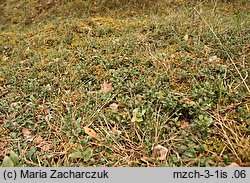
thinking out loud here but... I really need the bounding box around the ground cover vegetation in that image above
[0,0,249,166]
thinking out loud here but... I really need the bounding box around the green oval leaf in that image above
[68,152,83,159]
[9,151,19,165]
[2,156,14,167]
[82,147,93,162]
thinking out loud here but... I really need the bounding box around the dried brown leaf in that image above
[84,127,100,141]
[33,134,51,151]
[227,163,240,167]
[208,55,218,63]
[34,134,44,144]
[183,97,193,103]
[87,90,97,95]
[141,155,153,162]
[40,144,51,152]
[180,119,189,129]
[183,34,189,41]
[152,145,168,161]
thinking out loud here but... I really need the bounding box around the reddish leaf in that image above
[100,80,112,93]
[109,103,118,110]
[22,128,31,136]
[22,128,34,142]
[12,122,18,127]
[6,113,15,120]
[111,127,122,136]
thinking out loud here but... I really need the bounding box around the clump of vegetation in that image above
[0,0,249,166]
